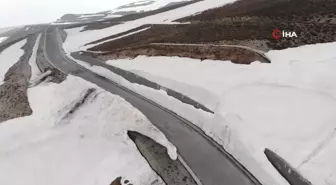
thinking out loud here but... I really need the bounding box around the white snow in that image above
[0,39,26,85]
[50,22,81,25]
[105,14,123,18]
[63,0,236,52]
[61,0,336,183]
[29,34,41,83]
[111,0,192,14]
[79,13,106,18]
[104,42,336,185]
[0,75,176,185]
[0,37,7,44]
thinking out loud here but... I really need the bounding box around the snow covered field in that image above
[0,75,176,185]
[111,0,192,14]
[0,27,16,35]
[0,39,26,85]
[101,42,336,185]
[61,1,336,184]
[63,0,236,52]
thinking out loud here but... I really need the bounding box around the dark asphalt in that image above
[44,27,262,185]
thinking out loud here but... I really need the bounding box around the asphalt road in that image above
[44,27,262,185]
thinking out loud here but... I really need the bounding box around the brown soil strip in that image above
[0,74,32,123]
[0,34,38,123]
[86,25,151,46]
[178,0,336,21]
[97,44,270,64]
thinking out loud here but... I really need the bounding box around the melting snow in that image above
[104,42,336,185]
[0,39,26,85]
[0,37,7,44]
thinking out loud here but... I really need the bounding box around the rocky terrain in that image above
[87,0,336,64]
[97,44,270,64]
[0,35,37,123]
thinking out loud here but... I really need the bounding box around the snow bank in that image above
[106,42,336,185]
[0,75,176,185]
[215,84,336,185]
[0,37,7,44]
[128,68,219,110]
[111,0,192,14]
[68,53,278,184]
[29,34,41,82]
[0,39,26,85]
[79,14,106,18]
[64,0,236,52]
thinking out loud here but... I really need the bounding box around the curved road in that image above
[44,27,262,185]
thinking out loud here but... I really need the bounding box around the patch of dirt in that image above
[178,0,336,21]
[110,177,134,185]
[86,25,151,46]
[0,74,32,123]
[177,0,336,49]
[110,177,122,185]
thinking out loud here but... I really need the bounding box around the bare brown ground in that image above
[0,74,32,123]
[87,0,335,63]
[97,44,270,64]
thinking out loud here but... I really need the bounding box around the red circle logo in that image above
[272,29,282,40]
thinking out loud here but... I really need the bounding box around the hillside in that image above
[84,0,336,64]
[54,0,193,24]
[1,0,336,185]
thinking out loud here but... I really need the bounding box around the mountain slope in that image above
[54,0,193,24]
